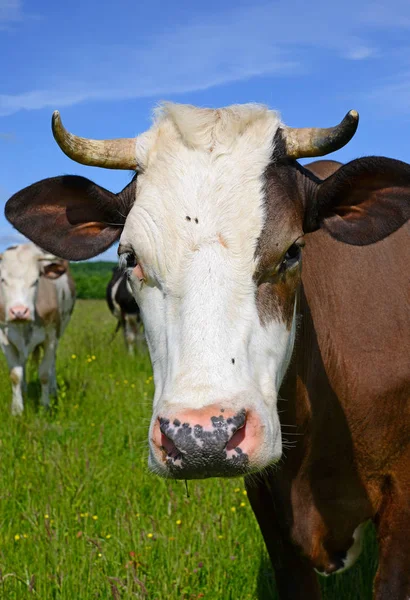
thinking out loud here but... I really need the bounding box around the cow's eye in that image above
[281,242,304,270]
[119,250,138,270]
[118,249,146,284]
[125,253,138,269]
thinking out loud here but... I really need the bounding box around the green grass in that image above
[0,300,378,599]
[69,261,116,299]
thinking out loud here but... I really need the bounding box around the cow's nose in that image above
[151,404,261,478]
[9,305,30,321]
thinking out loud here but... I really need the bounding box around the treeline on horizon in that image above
[70,261,117,299]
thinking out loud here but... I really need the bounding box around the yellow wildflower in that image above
[234,488,240,493]
[106,534,111,539]
[231,507,236,513]
[243,490,247,496]
[218,535,224,539]
[240,502,246,508]
[98,553,102,557]
[92,515,98,520]
[176,519,182,525]
[44,514,49,519]
[23,534,28,539]
[71,354,77,359]
[14,534,20,541]
[92,355,96,360]
[147,533,153,538]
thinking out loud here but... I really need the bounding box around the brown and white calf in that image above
[4,103,410,598]
[0,243,75,414]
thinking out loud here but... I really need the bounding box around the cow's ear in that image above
[5,175,135,260]
[41,262,67,279]
[305,157,410,245]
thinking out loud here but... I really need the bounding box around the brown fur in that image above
[35,276,60,332]
[255,162,304,328]
[0,284,5,322]
[247,161,410,599]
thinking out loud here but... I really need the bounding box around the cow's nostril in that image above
[159,417,170,435]
[160,432,181,460]
[10,305,30,320]
[226,418,247,451]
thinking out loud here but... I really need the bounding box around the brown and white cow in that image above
[4,104,410,598]
[0,243,75,414]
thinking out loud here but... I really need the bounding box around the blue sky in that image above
[1,0,410,260]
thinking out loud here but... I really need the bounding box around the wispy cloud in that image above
[362,71,410,114]
[342,45,377,61]
[0,0,21,27]
[1,0,410,116]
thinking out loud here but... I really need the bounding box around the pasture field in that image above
[0,300,378,599]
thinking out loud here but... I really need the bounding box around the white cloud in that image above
[343,45,377,61]
[0,0,397,117]
[0,0,21,27]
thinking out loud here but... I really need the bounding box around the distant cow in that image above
[106,266,143,353]
[0,243,75,414]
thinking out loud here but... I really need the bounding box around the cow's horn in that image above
[37,255,58,261]
[282,110,359,159]
[52,111,138,170]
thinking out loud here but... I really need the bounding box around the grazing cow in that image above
[106,266,143,353]
[0,243,75,414]
[5,103,410,599]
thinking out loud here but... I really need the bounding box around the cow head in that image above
[5,104,410,477]
[0,243,67,323]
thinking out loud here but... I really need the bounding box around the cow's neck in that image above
[275,283,373,572]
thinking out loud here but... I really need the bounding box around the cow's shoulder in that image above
[35,276,59,326]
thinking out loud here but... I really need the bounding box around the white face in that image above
[119,104,302,479]
[0,244,64,323]
[0,244,44,322]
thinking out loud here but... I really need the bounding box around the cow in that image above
[106,266,143,353]
[0,243,75,414]
[4,103,410,599]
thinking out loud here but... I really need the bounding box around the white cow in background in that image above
[0,243,76,414]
